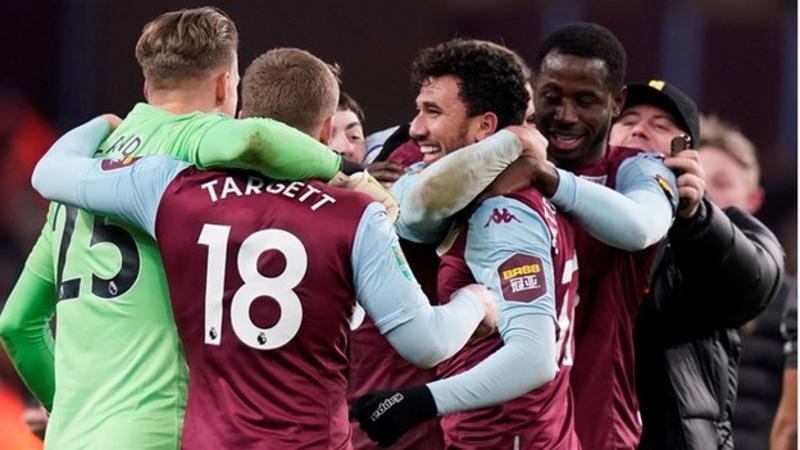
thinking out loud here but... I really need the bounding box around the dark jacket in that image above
[636,198,785,450]
[731,279,790,450]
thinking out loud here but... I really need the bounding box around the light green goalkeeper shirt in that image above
[0,103,341,450]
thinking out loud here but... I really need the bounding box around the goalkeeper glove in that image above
[329,171,399,223]
[349,385,437,448]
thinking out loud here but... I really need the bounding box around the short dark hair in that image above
[411,38,529,129]
[533,22,627,91]
[338,92,365,124]
[241,48,339,134]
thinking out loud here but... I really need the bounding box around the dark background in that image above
[0,0,796,404]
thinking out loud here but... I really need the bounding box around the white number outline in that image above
[198,224,306,350]
[555,255,579,367]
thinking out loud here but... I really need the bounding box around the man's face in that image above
[699,146,760,213]
[609,104,685,156]
[533,51,624,168]
[329,108,366,163]
[409,75,483,165]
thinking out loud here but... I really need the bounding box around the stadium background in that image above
[0,0,796,446]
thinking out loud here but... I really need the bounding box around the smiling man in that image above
[527,23,679,450]
[348,38,549,450]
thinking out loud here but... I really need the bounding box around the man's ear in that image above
[611,86,627,118]
[214,71,229,107]
[746,185,765,214]
[319,115,334,145]
[475,112,499,141]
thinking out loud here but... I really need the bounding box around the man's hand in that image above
[350,385,438,448]
[665,149,706,219]
[479,156,559,203]
[505,124,548,161]
[329,171,400,222]
[366,161,407,187]
[456,284,497,338]
[98,113,122,130]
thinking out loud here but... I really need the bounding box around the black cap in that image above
[623,80,699,147]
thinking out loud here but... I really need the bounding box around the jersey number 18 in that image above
[198,224,306,351]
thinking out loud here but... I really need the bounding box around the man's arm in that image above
[351,203,493,369]
[405,142,677,252]
[193,117,342,181]
[548,152,678,250]
[0,216,57,411]
[480,152,678,251]
[427,197,559,412]
[32,117,188,237]
[351,197,560,447]
[666,199,785,329]
[396,130,525,234]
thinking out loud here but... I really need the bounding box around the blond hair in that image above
[135,7,238,90]
[699,114,760,187]
[241,48,340,135]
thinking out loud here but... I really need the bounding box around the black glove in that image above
[349,385,438,447]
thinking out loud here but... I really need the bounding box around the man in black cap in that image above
[609,79,786,449]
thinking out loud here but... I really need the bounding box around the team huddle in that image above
[0,5,786,450]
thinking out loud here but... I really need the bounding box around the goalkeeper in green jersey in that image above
[0,7,343,450]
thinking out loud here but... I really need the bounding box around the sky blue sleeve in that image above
[549,152,678,251]
[426,196,559,414]
[352,203,486,368]
[465,197,557,322]
[75,157,188,237]
[616,152,679,208]
[391,163,450,244]
[31,117,188,238]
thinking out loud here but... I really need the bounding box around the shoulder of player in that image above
[501,187,548,209]
[609,145,668,169]
[315,180,376,206]
[472,193,548,228]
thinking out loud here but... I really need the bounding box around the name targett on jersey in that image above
[200,176,337,211]
[498,254,547,302]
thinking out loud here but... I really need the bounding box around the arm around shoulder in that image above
[195,117,342,181]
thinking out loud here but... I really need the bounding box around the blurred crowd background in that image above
[0,0,796,447]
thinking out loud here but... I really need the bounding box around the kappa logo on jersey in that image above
[484,208,521,227]
[498,254,546,302]
[100,155,141,171]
